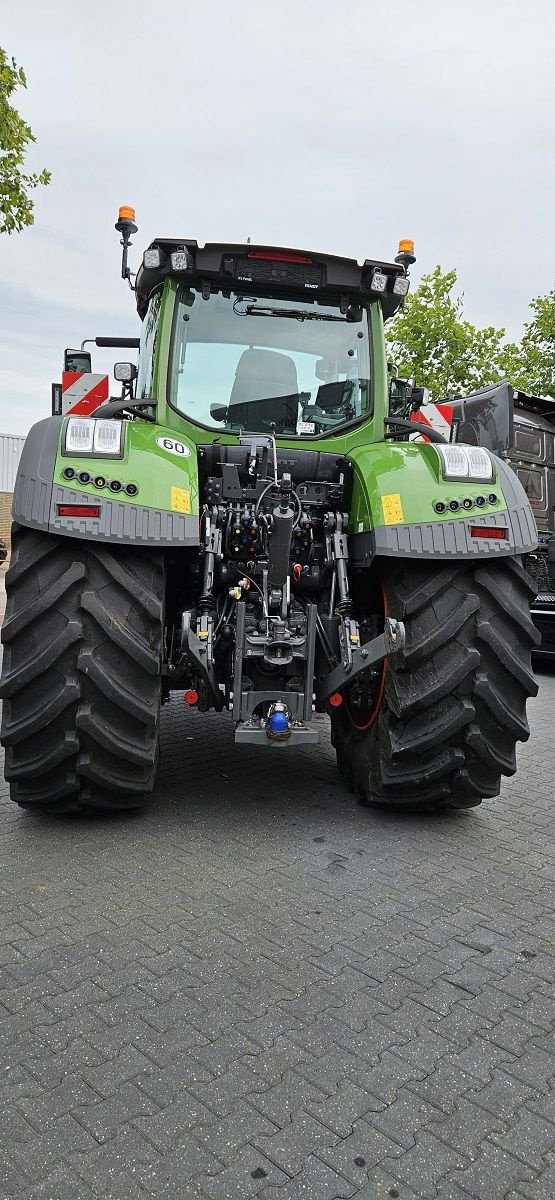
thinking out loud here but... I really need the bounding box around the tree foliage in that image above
[0,47,51,235]
[502,289,555,398]
[386,266,555,402]
[385,266,514,402]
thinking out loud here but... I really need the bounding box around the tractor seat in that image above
[226,348,300,431]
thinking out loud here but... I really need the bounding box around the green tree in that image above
[501,288,555,398]
[386,266,516,402]
[0,47,51,235]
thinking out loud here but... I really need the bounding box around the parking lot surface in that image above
[1,666,554,1200]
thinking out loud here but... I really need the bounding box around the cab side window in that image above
[136,289,162,399]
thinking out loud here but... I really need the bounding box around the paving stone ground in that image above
[1,597,554,1199]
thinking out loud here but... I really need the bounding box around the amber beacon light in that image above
[395,237,416,271]
[115,205,138,283]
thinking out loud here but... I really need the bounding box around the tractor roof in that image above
[135,240,407,320]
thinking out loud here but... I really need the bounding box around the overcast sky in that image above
[1,0,554,436]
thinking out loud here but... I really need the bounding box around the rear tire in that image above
[331,557,539,811]
[0,525,164,815]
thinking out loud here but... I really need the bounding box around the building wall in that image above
[0,491,13,544]
[0,435,26,549]
[0,435,25,493]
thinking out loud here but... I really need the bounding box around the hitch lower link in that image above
[316,513,405,705]
[317,616,405,705]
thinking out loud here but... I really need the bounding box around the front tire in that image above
[331,557,539,811]
[0,525,164,815]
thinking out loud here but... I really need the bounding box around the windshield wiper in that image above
[241,304,347,323]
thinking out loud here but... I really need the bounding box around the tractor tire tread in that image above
[331,557,537,812]
[0,526,164,815]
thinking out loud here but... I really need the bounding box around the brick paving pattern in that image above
[1,644,554,1198]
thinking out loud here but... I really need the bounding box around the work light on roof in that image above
[143,248,165,270]
[170,249,194,272]
[369,269,388,294]
[392,275,410,297]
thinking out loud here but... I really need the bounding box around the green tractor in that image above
[0,213,540,815]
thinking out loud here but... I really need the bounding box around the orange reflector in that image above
[398,238,415,254]
[183,689,199,706]
[329,692,343,708]
[469,526,507,540]
[57,504,101,518]
[118,205,136,221]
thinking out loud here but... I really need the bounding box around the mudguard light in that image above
[93,420,123,455]
[467,446,494,480]
[65,418,123,457]
[65,418,94,454]
[436,444,494,482]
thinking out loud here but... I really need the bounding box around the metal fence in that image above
[0,434,25,493]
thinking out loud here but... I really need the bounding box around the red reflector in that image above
[57,504,101,518]
[329,692,343,708]
[246,250,313,264]
[183,689,199,706]
[469,526,507,540]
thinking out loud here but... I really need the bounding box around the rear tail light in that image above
[469,526,507,540]
[246,250,313,264]
[57,504,101,518]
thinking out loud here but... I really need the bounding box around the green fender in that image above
[12,417,201,547]
[347,441,538,560]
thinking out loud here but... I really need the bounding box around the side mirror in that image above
[388,377,410,416]
[64,348,91,374]
[410,386,426,410]
[210,403,227,422]
[114,362,137,383]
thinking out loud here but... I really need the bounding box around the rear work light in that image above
[170,249,194,272]
[437,444,494,482]
[246,250,313,264]
[143,248,165,270]
[469,526,507,540]
[65,417,123,457]
[392,275,410,296]
[57,504,101,518]
[369,269,388,294]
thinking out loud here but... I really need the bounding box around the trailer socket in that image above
[266,702,291,741]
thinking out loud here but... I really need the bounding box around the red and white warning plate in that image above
[61,372,109,416]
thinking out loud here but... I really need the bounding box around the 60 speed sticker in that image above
[156,436,191,458]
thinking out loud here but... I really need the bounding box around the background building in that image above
[0,434,25,547]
